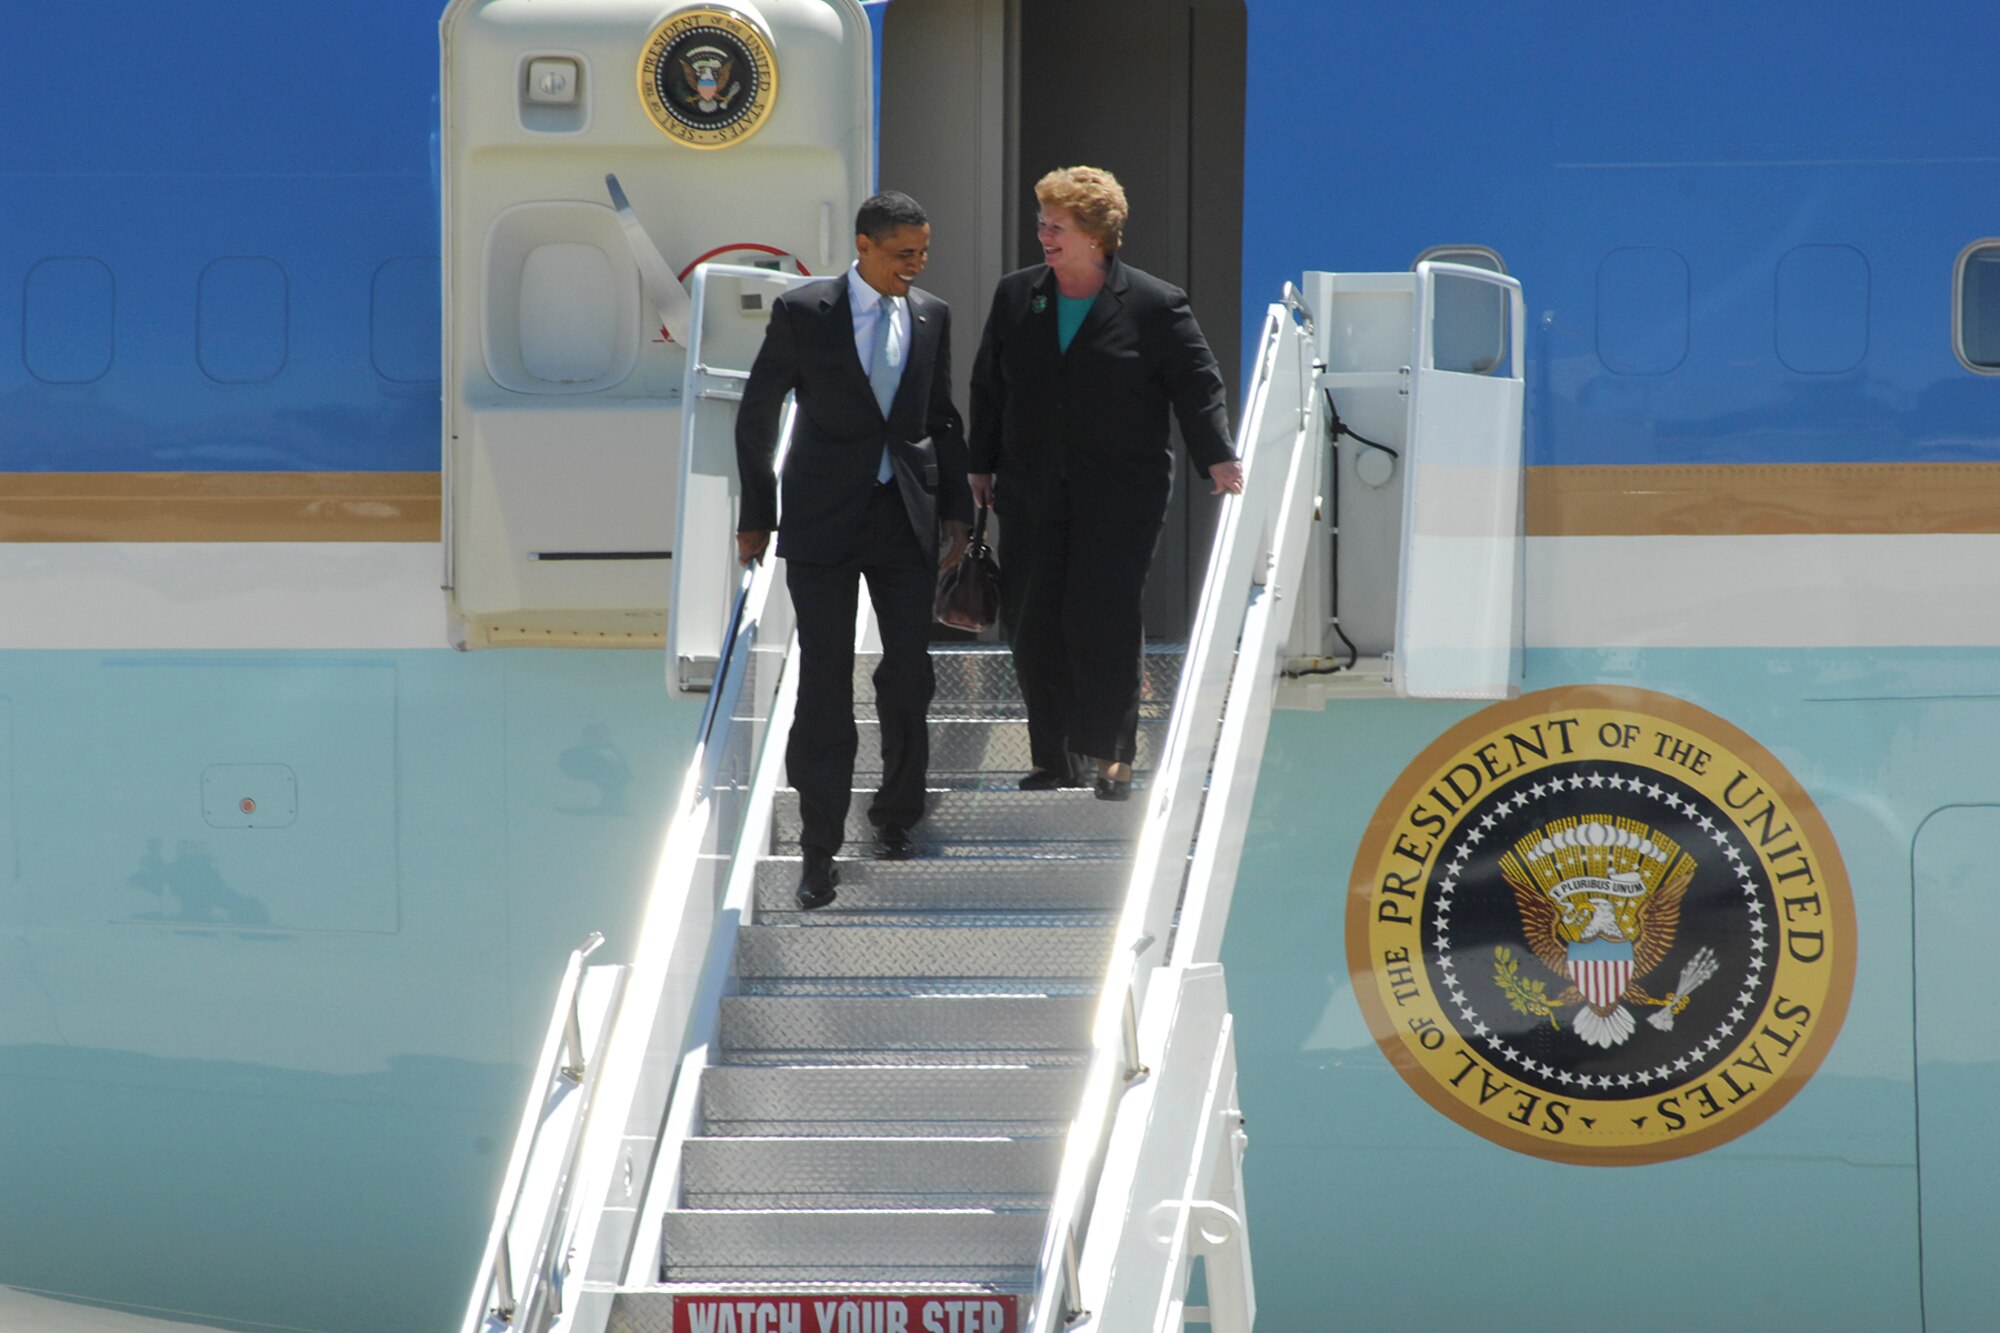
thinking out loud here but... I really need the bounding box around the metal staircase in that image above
[643,648,1173,1311]
[465,277,1325,1333]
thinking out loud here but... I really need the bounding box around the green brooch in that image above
[1030,294,1048,313]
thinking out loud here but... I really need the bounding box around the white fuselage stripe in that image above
[1528,535,2000,648]
[0,544,451,650]
[2,534,1997,651]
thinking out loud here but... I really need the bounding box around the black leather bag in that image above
[934,504,1000,631]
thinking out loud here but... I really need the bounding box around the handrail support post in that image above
[1122,986,1148,1083]
[491,1245,515,1323]
[1062,1224,1086,1325]
[559,932,604,1082]
[560,1000,587,1083]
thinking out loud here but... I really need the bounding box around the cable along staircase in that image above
[464,272,1324,1333]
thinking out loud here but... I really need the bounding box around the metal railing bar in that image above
[494,322,803,1307]
[1062,1225,1084,1325]
[1027,306,1299,1333]
[491,1245,514,1322]
[1069,305,1317,1330]
[514,963,629,1332]
[464,264,807,1333]
[464,931,610,1331]
[622,619,804,1290]
[1121,987,1147,1083]
[560,931,606,1082]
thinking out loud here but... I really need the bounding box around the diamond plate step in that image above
[680,1136,1063,1209]
[700,1066,1085,1136]
[645,633,1178,1292]
[750,910,1112,929]
[851,717,1166,779]
[659,1209,1045,1284]
[735,922,1114,981]
[858,644,1184,706]
[719,996,1093,1063]
[752,854,1130,913]
[855,697,1172,723]
[771,788,1143,847]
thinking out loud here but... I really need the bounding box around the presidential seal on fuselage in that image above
[1347,687,1854,1166]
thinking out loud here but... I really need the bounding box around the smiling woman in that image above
[970,165,1240,800]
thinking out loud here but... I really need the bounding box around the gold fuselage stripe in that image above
[1525,462,2000,535]
[0,473,442,542]
[3,462,1998,542]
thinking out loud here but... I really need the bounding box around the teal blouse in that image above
[1056,293,1093,353]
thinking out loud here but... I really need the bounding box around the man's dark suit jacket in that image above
[737,276,971,565]
[969,255,1234,512]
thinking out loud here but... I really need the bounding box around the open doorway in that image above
[881,0,1247,639]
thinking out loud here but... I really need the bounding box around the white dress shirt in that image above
[846,263,910,384]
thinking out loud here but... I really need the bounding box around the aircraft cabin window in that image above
[1414,246,1508,375]
[1956,239,2000,373]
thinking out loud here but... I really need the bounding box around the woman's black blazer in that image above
[969,255,1234,512]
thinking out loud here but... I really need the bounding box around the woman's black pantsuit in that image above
[971,256,1234,770]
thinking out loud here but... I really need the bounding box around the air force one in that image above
[2,1,1996,1330]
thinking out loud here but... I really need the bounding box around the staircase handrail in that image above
[461,932,624,1332]
[542,408,799,1320]
[1077,296,1319,1330]
[1082,962,1250,1333]
[459,263,802,1327]
[461,551,788,1333]
[1029,297,1316,1332]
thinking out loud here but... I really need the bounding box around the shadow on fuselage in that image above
[126,838,271,927]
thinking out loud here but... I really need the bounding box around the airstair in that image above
[646,646,1162,1302]
[459,263,1517,1332]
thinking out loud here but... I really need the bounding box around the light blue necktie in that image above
[868,296,902,483]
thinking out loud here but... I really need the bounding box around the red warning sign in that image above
[671,1294,1017,1333]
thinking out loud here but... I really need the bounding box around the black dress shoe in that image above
[1095,775,1132,802]
[796,854,839,910]
[872,824,916,860]
[1018,769,1063,791]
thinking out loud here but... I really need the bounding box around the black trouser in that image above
[999,482,1167,769]
[784,482,935,857]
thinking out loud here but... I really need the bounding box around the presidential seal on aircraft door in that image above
[1347,688,1854,1165]
[638,7,778,148]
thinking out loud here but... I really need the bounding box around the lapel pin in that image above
[1031,294,1048,313]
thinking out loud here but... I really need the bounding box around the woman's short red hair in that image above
[1034,166,1128,255]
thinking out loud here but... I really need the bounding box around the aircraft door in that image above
[1291,265,1524,698]
[439,0,871,649]
[1915,806,2000,1332]
[1393,261,1526,698]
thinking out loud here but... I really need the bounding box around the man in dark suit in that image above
[736,191,972,909]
